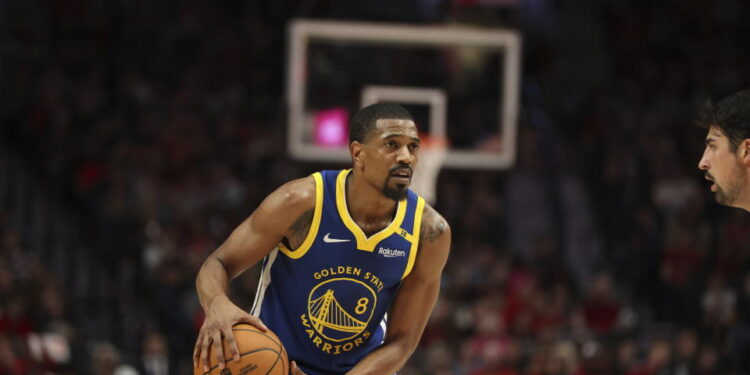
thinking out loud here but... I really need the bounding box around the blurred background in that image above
[1,0,750,374]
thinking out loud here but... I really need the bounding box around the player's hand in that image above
[193,295,268,373]
[291,361,308,375]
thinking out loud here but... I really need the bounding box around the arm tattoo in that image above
[421,208,448,243]
[287,209,314,249]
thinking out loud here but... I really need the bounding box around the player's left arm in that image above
[346,203,451,375]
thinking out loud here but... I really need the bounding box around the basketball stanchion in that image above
[411,135,447,206]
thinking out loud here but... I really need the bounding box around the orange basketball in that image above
[194,324,288,375]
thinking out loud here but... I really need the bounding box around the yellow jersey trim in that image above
[402,197,425,280]
[335,169,407,252]
[278,173,324,259]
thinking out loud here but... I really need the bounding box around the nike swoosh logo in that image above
[323,233,350,243]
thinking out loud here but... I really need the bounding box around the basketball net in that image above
[411,135,447,206]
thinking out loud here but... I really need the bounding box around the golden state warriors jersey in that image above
[250,169,425,375]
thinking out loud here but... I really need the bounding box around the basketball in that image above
[194,324,288,375]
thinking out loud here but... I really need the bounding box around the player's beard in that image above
[382,165,412,201]
[716,159,747,206]
[382,178,409,201]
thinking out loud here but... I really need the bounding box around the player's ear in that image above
[742,139,750,165]
[350,141,364,169]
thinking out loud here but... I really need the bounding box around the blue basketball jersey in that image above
[250,169,425,375]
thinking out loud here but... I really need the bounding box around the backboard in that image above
[287,19,522,170]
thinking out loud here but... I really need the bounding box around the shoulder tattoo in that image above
[421,206,448,243]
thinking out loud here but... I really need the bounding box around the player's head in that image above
[349,103,420,201]
[697,89,750,210]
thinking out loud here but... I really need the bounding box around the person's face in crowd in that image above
[675,329,697,360]
[698,126,749,207]
[354,119,420,201]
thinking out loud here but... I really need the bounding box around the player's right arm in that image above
[193,175,316,372]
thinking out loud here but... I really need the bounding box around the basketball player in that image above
[193,103,451,375]
[698,89,750,211]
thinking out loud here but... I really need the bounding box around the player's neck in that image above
[737,199,750,213]
[732,173,750,212]
[346,172,398,222]
[738,183,750,212]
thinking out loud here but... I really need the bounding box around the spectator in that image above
[0,0,749,373]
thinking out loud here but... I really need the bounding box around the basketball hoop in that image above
[411,135,447,205]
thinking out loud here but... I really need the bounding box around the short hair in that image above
[349,103,414,144]
[698,89,750,151]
